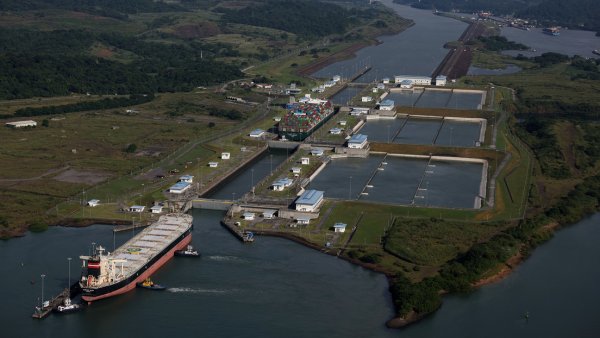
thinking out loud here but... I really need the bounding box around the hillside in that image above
[393,0,600,33]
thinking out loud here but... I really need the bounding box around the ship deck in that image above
[107,214,192,280]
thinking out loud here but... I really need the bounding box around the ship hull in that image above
[82,230,191,302]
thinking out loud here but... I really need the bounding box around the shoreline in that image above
[296,22,415,78]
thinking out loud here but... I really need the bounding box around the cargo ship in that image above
[79,213,193,302]
[278,99,334,141]
[543,27,560,36]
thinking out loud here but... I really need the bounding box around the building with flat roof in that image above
[208,162,219,168]
[263,210,277,219]
[329,127,342,135]
[379,99,395,111]
[272,178,293,191]
[221,152,230,160]
[400,79,413,89]
[333,222,347,233]
[310,148,324,156]
[394,75,432,86]
[295,189,324,212]
[435,75,447,86]
[300,157,310,165]
[169,181,191,194]
[179,175,193,183]
[129,205,145,213]
[249,129,265,138]
[6,120,37,128]
[150,205,163,214]
[242,212,255,221]
[347,134,368,149]
[296,216,311,225]
[87,199,100,207]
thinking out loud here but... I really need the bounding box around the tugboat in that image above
[242,231,255,243]
[175,245,200,257]
[136,278,166,291]
[543,27,560,36]
[55,297,82,313]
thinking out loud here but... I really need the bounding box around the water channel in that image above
[312,0,468,81]
[0,149,397,338]
[501,27,600,59]
[3,1,599,336]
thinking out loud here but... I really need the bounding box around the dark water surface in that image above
[0,151,396,338]
[312,0,467,81]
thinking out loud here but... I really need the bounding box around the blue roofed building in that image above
[347,133,368,149]
[295,189,324,212]
[379,99,395,111]
[169,181,191,194]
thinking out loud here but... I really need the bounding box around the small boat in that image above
[136,278,166,291]
[175,245,200,257]
[593,49,600,56]
[54,297,82,314]
[242,231,254,243]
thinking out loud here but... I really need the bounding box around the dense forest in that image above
[393,0,600,33]
[218,0,375,38]
[0,0,187,18]
[0,29,242,99]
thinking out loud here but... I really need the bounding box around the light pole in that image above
[67,257,72,298]
[349,176,352,200]
[41,274,45,307]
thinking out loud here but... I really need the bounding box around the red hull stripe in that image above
[82,232,192,302]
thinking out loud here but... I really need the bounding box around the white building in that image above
[310,148,324,156]
[379,99,395,111]
[347,134,368,149]
[6,120,37,128]
[296,216,311,225]
[221,152,231,160]
[435,75,447,86]
[249,129,265,138]
[242,212,255,221]
[394,75,432,86]
[400,79,413,89]
[333,222,347,233]
[169,181,191,194]
[350,107,370,116]
[332,75,341,82]
[295,189,324,212]
[329,128,343,135]
[382,77,390,84]
[300,157,310,165]
[179,175,193,183]
[87,199,100,207]
[339,120,347,126]
[376,83,385,90]
[361,96,373,102]
[263,210,277,219]
[150,205,163,214]
[291,167,301,174]
[129,205,145,213]
[272,178,293,191]
[208,162,219,168]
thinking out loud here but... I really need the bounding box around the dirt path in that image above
[0,165,70,182]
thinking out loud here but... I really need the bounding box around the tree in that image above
[124,143,137,153]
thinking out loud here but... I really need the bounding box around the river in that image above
[501,27,600,59]
[312,0,467,81]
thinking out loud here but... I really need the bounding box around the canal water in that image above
[501,27,600,59]
[359,117,482,147]
[0,150,397,338]
[399,213,600,338]
[308,155,483,208]
[329,86,365,105]
[386,90,484,110]
[312,0,468,81]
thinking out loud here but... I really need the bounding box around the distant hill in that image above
[0,0,186,18]
[393,0,600,34]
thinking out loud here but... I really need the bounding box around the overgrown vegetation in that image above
[476,36,528,51]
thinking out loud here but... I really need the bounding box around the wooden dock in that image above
[32,283,81,319]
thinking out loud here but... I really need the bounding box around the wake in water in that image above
[205,255,246,262]
[167,287,236,294]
